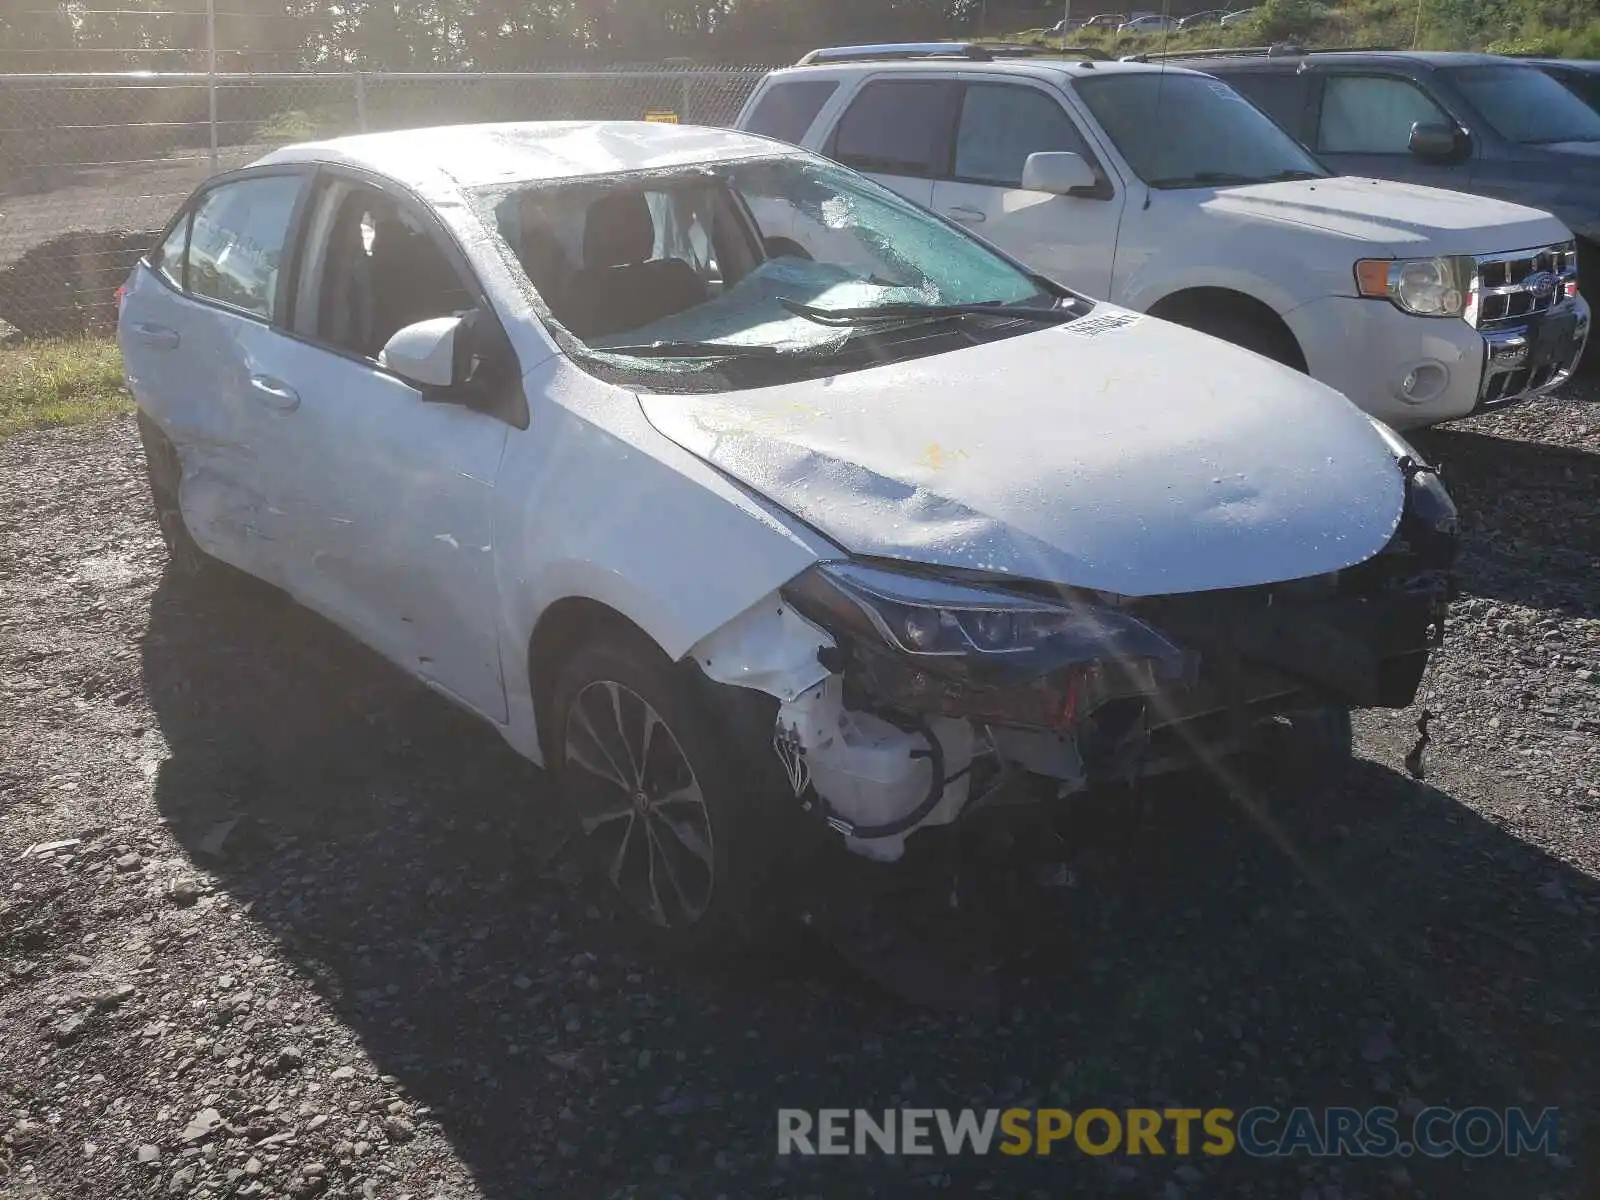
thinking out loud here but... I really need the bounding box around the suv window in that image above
[294,181,477,360]
[1317,75,1449,154]
[953,84,1094,188]
[184,174,302,319]
[831,80,959,178]
[745,81,839,145]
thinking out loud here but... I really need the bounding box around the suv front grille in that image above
[1469,241,1578,328]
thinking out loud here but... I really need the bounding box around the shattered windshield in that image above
[472,156,1065,378]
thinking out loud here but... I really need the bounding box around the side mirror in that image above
[1020,151,1098,196]
[380,315,466,390]
[1408,121,1469,163]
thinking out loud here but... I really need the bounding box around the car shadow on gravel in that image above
[140,569,1600,1199]
[1413,425,1600,618]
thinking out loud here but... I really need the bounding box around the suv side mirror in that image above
[1021,151,1099,196]
[1408,121,1469,163]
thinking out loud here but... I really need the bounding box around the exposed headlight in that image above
[785,562,1154,658]
[1355,256,1474,318]
[782,562,1194,729]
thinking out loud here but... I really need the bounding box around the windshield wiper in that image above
[589,339,786,359]
[779,297,1072,327]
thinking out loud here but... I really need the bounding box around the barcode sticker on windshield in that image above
[1061,311,1141,338]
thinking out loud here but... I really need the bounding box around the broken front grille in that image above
[1469,240,1578,328]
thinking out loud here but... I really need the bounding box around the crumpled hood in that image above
[637,311,1407,596]
[1206,176,1569,254]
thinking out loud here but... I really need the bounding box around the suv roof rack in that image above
[795,41,1049,66]
[1142,42,1401,61]
[1141,42,1304,60]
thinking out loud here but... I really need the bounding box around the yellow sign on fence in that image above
[643,109,680,124]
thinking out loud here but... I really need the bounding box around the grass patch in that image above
[0,337,129,440]
[256,107,349,142]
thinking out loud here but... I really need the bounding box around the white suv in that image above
[735,44,1591,429]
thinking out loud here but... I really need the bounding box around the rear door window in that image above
[744,81,839,145]
[184,174,304,320]
[829,80,961,178]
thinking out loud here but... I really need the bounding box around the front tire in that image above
[1173,308,1305,372]
[549,630,762,954]
[1256,705,1355,786]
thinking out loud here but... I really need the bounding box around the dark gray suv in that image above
[1171,50,1600,297]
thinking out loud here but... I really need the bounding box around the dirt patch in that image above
[1,397,1597,1198]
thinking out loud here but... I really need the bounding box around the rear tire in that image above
[137,411,214,581]
[548,628,767,955]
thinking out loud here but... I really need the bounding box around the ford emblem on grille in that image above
[1525,271,1559,300]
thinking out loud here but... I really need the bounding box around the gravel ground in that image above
[1,384,1598,1200]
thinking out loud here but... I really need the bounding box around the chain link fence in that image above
[0,67,772,339]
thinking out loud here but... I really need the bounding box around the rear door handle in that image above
[129,322,179,350]
[249,374,301,412]
[946,205,987,224]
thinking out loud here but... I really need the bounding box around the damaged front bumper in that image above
[695,451,1457,863]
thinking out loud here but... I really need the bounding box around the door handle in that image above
[248,374,301,412]
[129,322,179,350]
[946,205,987,224]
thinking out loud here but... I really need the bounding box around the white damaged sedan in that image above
[120,122,1458,948]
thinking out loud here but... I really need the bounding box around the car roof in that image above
[254,120,797,191]
[765,56,1209,84]
[1173,49,1517,70]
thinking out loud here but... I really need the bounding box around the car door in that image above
[929,78,1124,299]
[257,172,512,721]
[824,77,961,209]
[119,169,312,586]
[1309,71,1472,188]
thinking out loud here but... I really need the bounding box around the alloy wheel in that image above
[563,680,715,928]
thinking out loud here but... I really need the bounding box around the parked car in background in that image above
[1527,58,1600,115]
[1178,50,1600,306]
[1219,7,1260,25]
[1077,13,1129,30]
[1119,14,1178,33]
[120,120,1460,945]
[1177,9,1224,29]
[736,46,1590,427]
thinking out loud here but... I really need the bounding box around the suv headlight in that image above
[1355,256,1474,318]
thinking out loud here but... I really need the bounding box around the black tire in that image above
[1174,307,1305,371]
[1256,705,1355,787]
[137,410,214,581]
[548,628,766,954]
